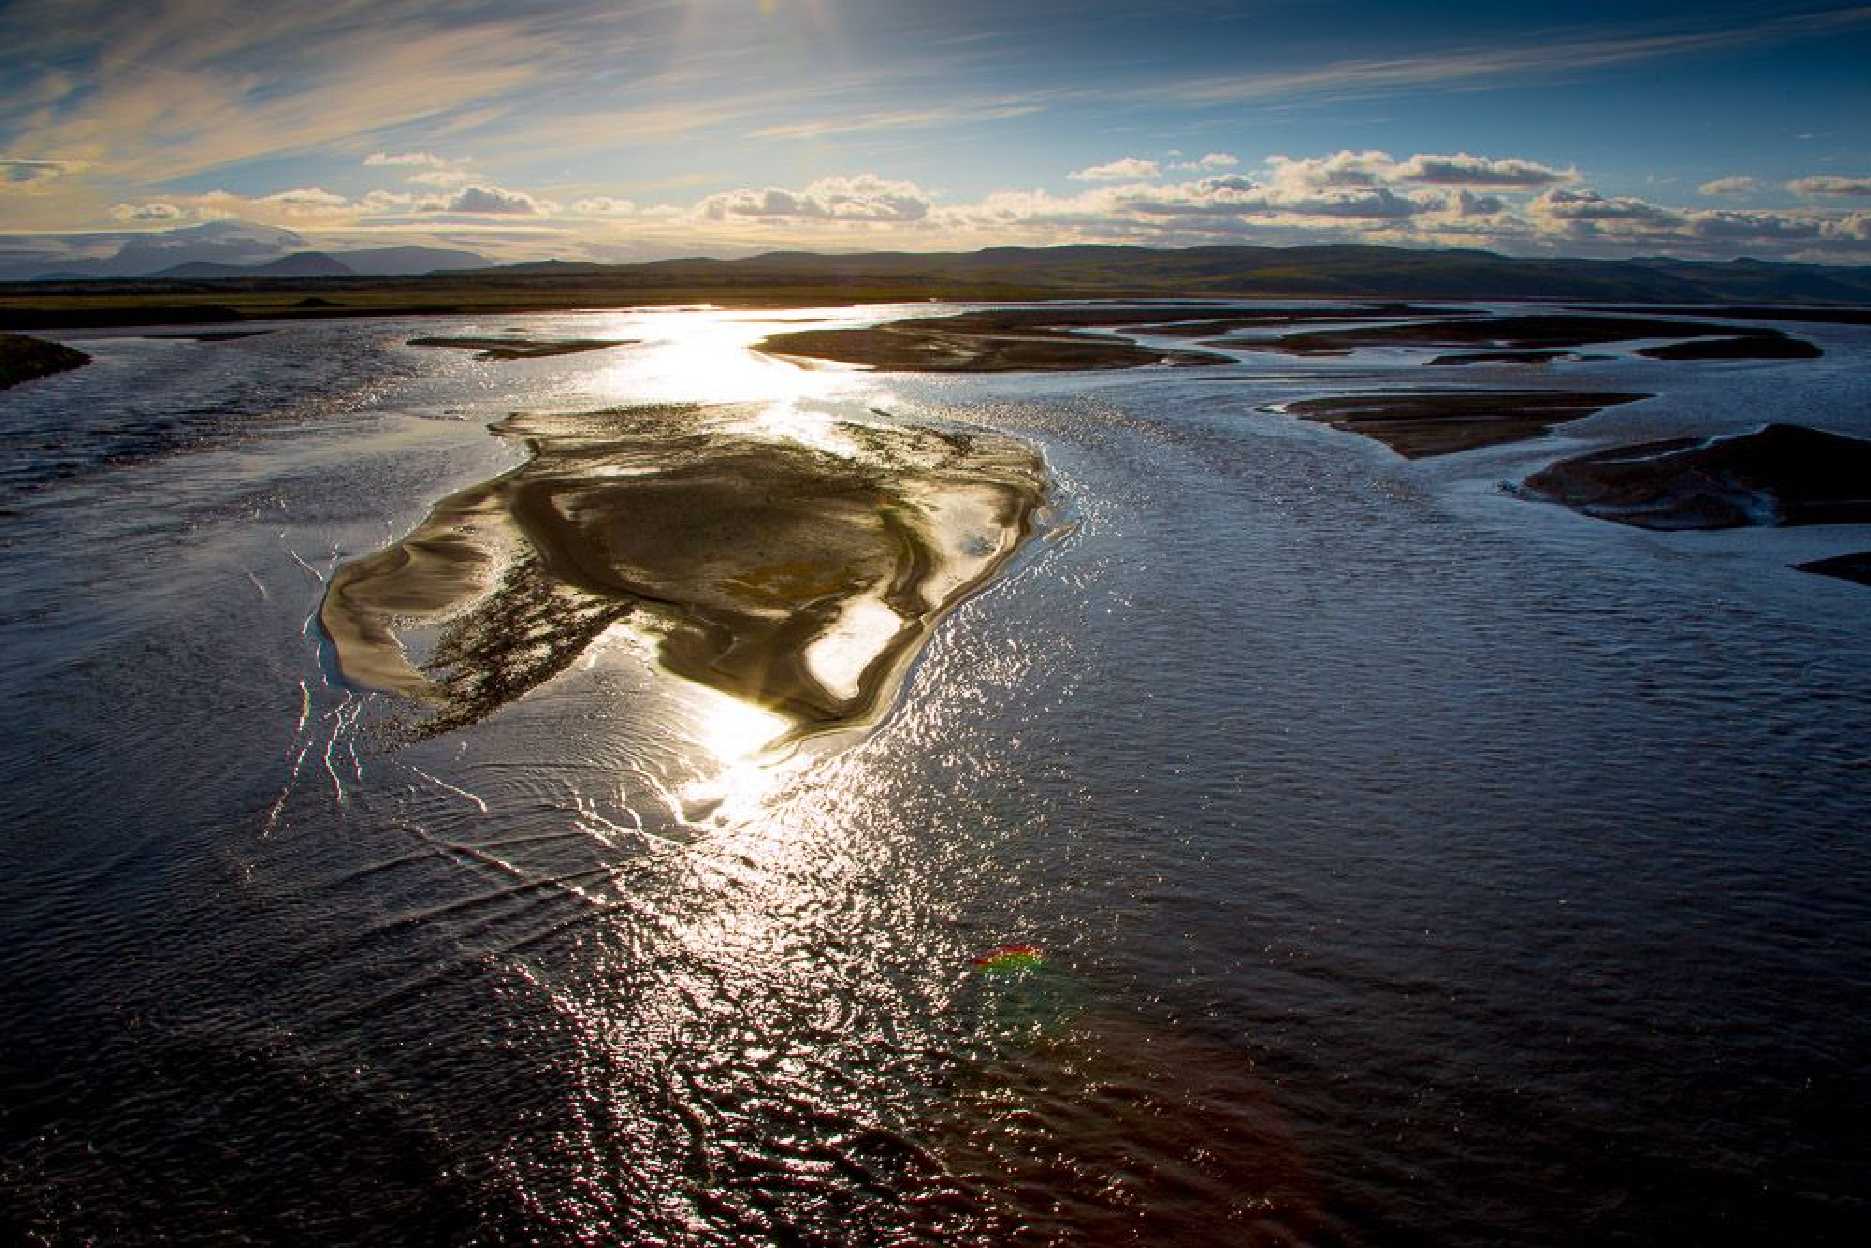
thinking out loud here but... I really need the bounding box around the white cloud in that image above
[364,151,455,168]
[1264,150,1395,191]
[1699,176,1759,197]
[572,196,639,216]
[1529,185,1680,225]
[1680,209,1823,242]
[448,185,556,215]
[110,201,186,221]
[1165,152,1240,173]
[1070,157,1162,182]
[1393,152,1574,188]
[1265,149,1572,192]
[697,175,930,223]
[1787,175,1871,197]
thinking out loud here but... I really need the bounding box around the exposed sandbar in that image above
[321,404,1046,739]
[1117,303,1476,337]
[142,330,276,342]
[1426,350,1610,366]
[1240,314,1821,359]
[1797,552,1871,587]
[1279,390,1650,459]
[406,336,634,360]
[758,306,1250,372]
[1635,334,1822,361]
[1519,423,1871,529]
[0,333,90,389]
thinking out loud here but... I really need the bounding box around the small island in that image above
[1518,423,1871,529]
[1277,390,1650,458]
[1233,314,1822,361]
[321,404,1046,740]
[0,333,91,389]
[757,306,1247,371]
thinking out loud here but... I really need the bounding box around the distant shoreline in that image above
[6,241,1871,334]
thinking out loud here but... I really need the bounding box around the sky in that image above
[1,0,1869,267]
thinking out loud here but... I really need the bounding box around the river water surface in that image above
[2,305,1868,1245]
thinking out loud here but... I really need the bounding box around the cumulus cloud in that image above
[258,186,349,210]
[407,168,474,188]
[1393,152,1574,188]
[1679,209,1822,241]
[1265,150,1394,191]
[696,175,930,223]
[1787,175,1871,197]
[1699,176,1759,196]
[1070,157,1163,182]
[572,197,638,216]
[1188,152,1239,171]
[1265,149,1571,192]
[111,201,186,221]
[448,185,556,215]
[1529,185,1681,225]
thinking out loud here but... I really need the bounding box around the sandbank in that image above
[1519,423,1871,529]
[1278,390,1650,458]
[0,333,90,389]
[321,404,1046,740]
[406,336,634,361]
[1239,315,1821,359]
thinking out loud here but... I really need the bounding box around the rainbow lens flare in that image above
[972,944,1045,973]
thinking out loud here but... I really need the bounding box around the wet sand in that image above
[321,404,1046,739]
[1635,334,1822,361]
[141,330,276,342]
[758,307,1250,372]
[1520,423,1871,529]
[0,333,90,389]
[1279,391,1650,458]
[1238,314,1821,360]
[406,336,634,361]
[1427,350,1612,367]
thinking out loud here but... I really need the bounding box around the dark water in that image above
[2,307,1868,1245]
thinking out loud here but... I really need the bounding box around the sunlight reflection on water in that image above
[8,303,1870,1245]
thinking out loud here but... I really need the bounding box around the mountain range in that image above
[458,244,1871,304]
[10,221,490,281]
[5,227,1871,310]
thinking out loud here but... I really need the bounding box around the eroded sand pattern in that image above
[321,403,1046,740]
